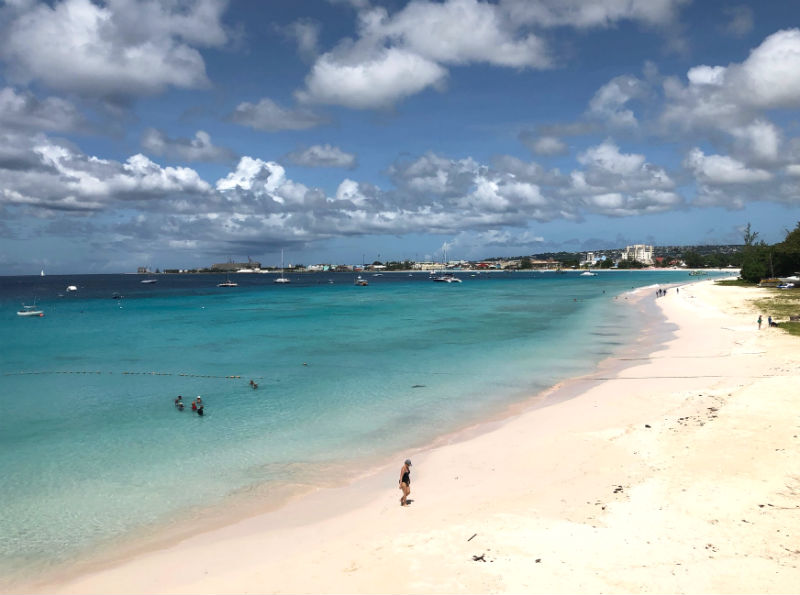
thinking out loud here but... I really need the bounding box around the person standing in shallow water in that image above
[399,459,412,506]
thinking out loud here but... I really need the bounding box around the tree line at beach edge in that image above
[739,221,800,284]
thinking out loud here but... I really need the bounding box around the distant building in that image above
[211,260,261,272]
[622,244,654,265]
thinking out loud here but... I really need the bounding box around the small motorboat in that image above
[66,285,77,292]
[432,273,462,283]
[354,275,368,286]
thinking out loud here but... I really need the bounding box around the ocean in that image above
[0,269,731,584]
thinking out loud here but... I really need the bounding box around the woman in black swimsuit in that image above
[399,459,412,506]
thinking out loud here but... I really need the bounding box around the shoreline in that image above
[24,277,800,593]
[10,281,663,592]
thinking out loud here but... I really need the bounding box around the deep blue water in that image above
[0,269,733,582]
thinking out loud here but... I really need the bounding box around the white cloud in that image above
[0,87,85,132]
[142,128,236,163]
[684,148,772,185]
[498,0,689,29]
[0,0,227,100]
[0,135,211,212]
[230,98,328,131]
[297,46,447,109]
[577,141,646,177]
[371,0,550,68]
[286,144,357,168]
[730,29,800,110]
[587,75,649,128]
[520,133,567,156]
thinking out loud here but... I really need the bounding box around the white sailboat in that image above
[40,269,45,277]
[217,273,238,287]
[18,298,44,317]
[274,249,290,284]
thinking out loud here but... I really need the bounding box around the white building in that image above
[622,244,654,265]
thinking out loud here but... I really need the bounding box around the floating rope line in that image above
[2,370,251,380]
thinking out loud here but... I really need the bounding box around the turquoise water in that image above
[0,270,729,582]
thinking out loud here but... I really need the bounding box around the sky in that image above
[1,0,800,274]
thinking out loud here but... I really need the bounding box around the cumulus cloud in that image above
[142,128,236,163]
[0,134,211,212]
[297,46,448,109]
[230,98,328,131]
[0,87,86,132]
[519,132,567,156]
[0,0,228,101]
[499,0,689,29]
[663,29,800,134]
[297,0,694,110]
[587,75,649,129]
[684,148,772,185]
[369,0,551,68]
[286,145,357,168]
[567,140,681,216]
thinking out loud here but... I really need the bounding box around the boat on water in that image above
[40,269,45,277]
[354,275,368,286]
[432,272,462,283]
[274,249,290,284]
[688,270,707,276]
[18,302,44,317]
[66,285,77,292]
[140,278,157,284]
[580,271,597,277]
[217,275,238,287]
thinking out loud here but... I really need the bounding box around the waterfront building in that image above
[622,244,654,265]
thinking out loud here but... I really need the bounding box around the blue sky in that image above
[1,0,799,273]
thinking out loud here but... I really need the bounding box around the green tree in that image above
[739,223,769,283]
[682,250,704,268]
[520,256,532,269]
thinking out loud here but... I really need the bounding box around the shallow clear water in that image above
[0,269,730,580]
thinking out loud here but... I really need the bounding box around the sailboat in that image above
[217,273,238,287]
[431,246,461,283]
[40,269,45,277]
[18,298,44,317]
[274,249,290,284]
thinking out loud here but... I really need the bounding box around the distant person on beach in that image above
[399,459,412,506]
[197,404,204,416]
[768,316,773,327]
[196,396,202,405]
[191,399,197,412]
[758,315,762,329]
[175,396,184,411]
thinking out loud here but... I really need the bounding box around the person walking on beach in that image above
[399,459,412,506]
[758,315,762,329]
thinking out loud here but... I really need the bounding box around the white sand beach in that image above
[29,279,800,594]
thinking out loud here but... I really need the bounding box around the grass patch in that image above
[778,322,800,337]
[715,279,754,287]
[753,289,800,336]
